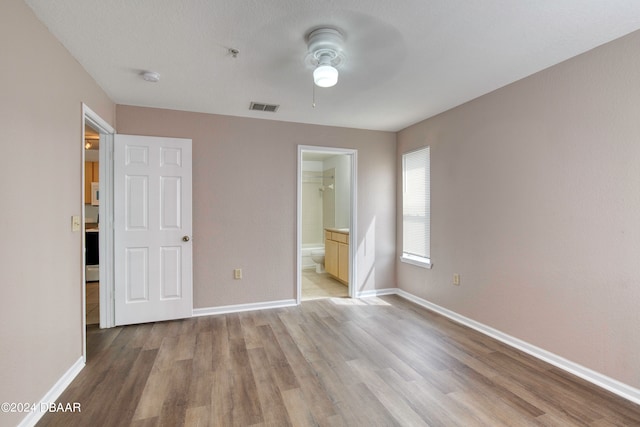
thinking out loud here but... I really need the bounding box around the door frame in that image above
[82,104,115,360]
[296,145,358,303]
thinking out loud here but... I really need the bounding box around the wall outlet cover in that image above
[72,215,81,232]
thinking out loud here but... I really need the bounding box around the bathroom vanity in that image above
[324,228,349,285]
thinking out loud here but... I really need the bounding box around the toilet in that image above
[310,249,325,273]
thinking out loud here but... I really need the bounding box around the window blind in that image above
[402,146,430,260]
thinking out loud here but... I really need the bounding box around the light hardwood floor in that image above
[38,295,640,426]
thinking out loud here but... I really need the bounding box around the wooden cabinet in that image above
[338,242,349,283]
[84,161,99,203]
[325,239,339,278]
[325,229,349,285]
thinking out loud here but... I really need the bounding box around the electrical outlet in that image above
[453,273,460,286]
[234,269,242,280]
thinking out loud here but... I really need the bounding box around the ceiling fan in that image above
[305,27,346,88]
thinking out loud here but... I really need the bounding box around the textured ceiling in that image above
[25,0,640,131]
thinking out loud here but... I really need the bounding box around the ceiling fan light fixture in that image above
[314,64,338,87]
[306,27,345,88]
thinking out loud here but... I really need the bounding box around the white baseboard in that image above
[390,288,640,406]
[18,357,85,427]
[356,288,397,298]
[192,299,297,317]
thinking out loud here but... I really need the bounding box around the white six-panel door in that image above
[114,134,193,325]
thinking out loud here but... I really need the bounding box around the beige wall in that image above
[397,30,640,389]
[0,0,115,425]
[116,106,396,307]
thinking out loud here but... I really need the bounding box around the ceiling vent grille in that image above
[249,102,279,113]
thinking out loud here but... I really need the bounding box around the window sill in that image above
[400,254,432,269]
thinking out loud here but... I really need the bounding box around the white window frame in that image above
[400,146,432,269]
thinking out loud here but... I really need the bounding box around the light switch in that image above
[234,269,242,280]
[72,215,81,232]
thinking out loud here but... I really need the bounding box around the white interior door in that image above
[114,134,193,325]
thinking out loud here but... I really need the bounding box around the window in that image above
[401,146,431,268]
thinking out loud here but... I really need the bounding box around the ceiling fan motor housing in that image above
[306,27,346,67]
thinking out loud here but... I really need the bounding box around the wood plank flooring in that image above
[38,295,640,426]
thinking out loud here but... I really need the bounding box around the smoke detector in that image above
[141,71,160,82]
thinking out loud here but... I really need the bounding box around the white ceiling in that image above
[25,0,640,132]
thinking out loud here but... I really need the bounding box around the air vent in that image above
[249,102,279,113]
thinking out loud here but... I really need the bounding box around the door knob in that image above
[182,236,190,242]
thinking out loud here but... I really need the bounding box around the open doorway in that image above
[83,124,100,326]
[82,104,115,360]
[297,146,357,302]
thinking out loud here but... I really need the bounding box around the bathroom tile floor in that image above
[86,281,99,325]
[302,269,348,301]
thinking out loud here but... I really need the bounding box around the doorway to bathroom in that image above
[297,146,357,303]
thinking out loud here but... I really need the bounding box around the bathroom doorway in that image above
[297,146,357,303]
